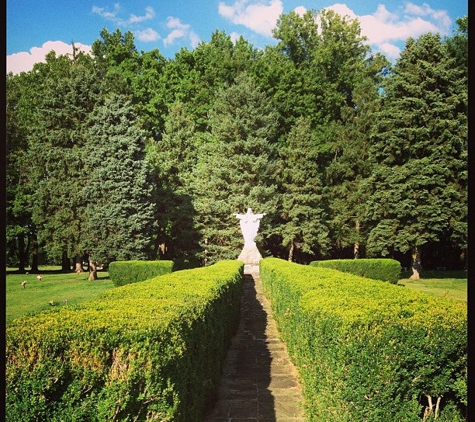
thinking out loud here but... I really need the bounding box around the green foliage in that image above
[146,101,201,262]
[6,15,467,270]
[278,117,330,260]
[444,16,467,79]
[81,94,157,264]
[25,51,101,264]
[365,33,467,261]
[310,258,401,284]
[191,73,280,264]
[6,72,36,269]
[260,258,467,422]
[6,261,244,422]
[324,54,389,255]
[91,28,140,96]
[108,260,174,287]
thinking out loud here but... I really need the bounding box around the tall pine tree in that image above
[146,101,201,265]
[278,117,330,262]
[81,94,157,275]
[364,33,467,278]
[27,51,100,271]
[191,73,280,264]
[325,53,389,258]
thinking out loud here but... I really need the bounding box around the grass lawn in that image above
[398,270,467,302]
[6,266,115,324]
[6,267,466,323]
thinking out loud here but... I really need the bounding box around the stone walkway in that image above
[203,273,306,422]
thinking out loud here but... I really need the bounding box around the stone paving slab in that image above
[203,274,305,422]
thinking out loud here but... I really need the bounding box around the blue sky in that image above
[7,0,467,74]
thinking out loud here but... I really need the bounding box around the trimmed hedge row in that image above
[6,260,244,422]
[108,260,175,286]
[260,258,467,422]
[310,258,401,284]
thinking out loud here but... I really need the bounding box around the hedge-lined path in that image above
[203,273,305,422]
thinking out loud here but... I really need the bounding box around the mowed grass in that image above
[6,267,466,323]
[6,266,115,323]
[398,269,467,302]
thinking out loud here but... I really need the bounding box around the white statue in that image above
[234,208,266,247]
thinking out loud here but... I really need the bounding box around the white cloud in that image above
[294,6,307,17]
[189,32,201,49]
[135,28,160,42]
[7,41,92,75]
[219,0,284,37]
[93,4,158,26]
[404,2,451,29]
[229,32,242,43]
[323,2,452,60]
[92,3,125,25]
[325,3,357,20]
[129,6,155,24]
[163,17,200,48]
[378,42,401,60]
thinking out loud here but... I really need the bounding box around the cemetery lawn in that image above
[398,270,467,302]
[6,268,466,323]
[6,267,114,324]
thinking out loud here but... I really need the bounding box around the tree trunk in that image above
[62,251,71,272]
[354,220,360,259]
[288,242,295,262]
[30,233,39,272]
[18,233,26,272]
[410,246,422,280]
[88,260,98,281]
[74,256,83,273]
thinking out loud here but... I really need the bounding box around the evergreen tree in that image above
[146,101,201,265]
[364,33,467,278]
[26,51,100,271]
[278,117,330,262]
[191,73,280,264]
[81,94,157,274]
[6,72,38,270]
[253,45,311,141]
[445,16,468,79]
[325,54,390,258]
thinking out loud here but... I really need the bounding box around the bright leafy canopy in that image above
[6,11,467,274]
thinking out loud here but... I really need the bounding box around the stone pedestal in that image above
[237,242,262,275]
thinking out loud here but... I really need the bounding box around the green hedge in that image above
[310,258,401,284]
[6,260,244,422]
[260,258,467,422]
[108,260,174,286]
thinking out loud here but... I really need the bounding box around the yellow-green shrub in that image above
[108,260,174,286]
[260,258,466,422]
[6,260,243,422]
[310,258,401,283]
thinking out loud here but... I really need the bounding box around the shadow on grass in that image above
[7,268,110,278]
[400,269,467,280]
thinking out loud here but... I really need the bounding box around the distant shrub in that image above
[261,258,467,422]
[6,260,244,422]
[108,260,174,286]
[310,258,401,284]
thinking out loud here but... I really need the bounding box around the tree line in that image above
[6,10,467,279]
